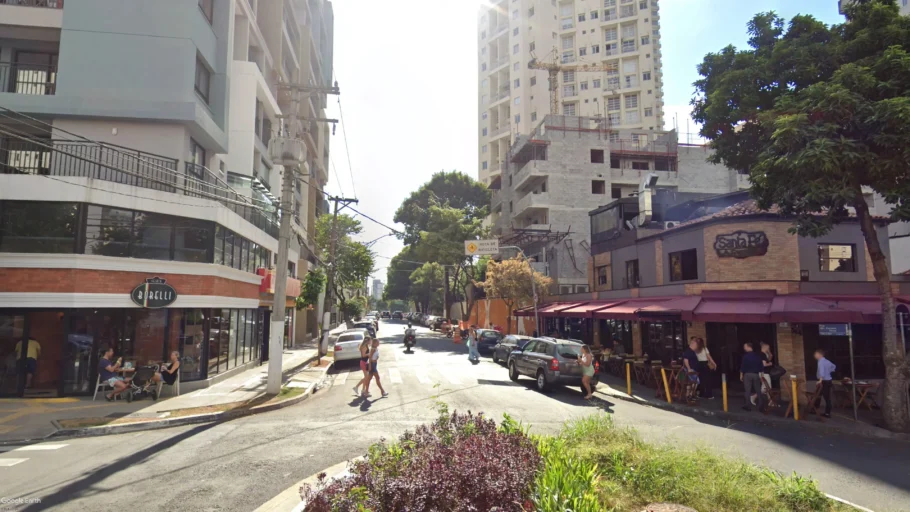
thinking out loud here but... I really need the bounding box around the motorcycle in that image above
[442,322,454,339]
[404,330,417,352]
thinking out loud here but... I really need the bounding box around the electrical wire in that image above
[336,95,357,199]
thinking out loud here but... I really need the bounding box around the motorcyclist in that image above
[404,321,417,349]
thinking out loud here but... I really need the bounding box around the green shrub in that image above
[532,435,604,512]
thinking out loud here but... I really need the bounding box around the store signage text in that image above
[714,231,769,259]
[130,277,178,308]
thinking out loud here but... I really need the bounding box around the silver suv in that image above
[507,337,598,392]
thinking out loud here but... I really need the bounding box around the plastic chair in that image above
[93,375,115,401]
[156,370,180,397]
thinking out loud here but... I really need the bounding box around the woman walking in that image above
[368,338,388,398]
[354,336,372,397]
[578,345,595,400]
[467,325,480,363]
[692,337,716,399]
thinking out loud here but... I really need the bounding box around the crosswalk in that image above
[0,443,68,468]
[330,352,509,391]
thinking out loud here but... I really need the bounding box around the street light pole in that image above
[500,245,540,336]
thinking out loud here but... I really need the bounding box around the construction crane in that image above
[529,47,617,115]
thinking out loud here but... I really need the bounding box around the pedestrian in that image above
[740,342,764,411]
[681,338,701,403]
[98,346,130,401]
[578,345,595,400]
[14,337,41,389]
[813,349,836,418]
[693,337,716,399]
[354,336,372,397]
[368,338,388,398]
[467,325,480,363]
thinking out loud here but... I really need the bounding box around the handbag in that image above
[768,365,787,379]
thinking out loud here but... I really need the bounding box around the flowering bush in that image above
[301,411,541,511]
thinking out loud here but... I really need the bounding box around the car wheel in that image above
[536,370,549,393]
[509,361,519,382]
[125,391,133,403]
[492,352,499,364]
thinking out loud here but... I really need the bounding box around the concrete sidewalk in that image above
[0,343,328,444]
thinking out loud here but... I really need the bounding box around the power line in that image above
[336,95,357,199]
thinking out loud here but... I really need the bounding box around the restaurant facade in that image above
[519,195,910,398]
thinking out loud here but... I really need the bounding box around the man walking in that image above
[814,349,836,418]
[740,342,764,411]
[14,337,41,389]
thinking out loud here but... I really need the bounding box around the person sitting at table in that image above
[150,350,181,390]
[99,346,130,402]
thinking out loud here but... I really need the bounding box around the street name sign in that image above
[819,324,850,336]
[465,239,499,256]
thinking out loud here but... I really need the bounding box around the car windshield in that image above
[338,334,363,342]
[556,344,583,358]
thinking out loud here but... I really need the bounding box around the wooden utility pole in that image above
[320,195,358,355]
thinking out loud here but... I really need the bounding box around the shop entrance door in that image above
[706,323,777,390]
[0,314,27,397]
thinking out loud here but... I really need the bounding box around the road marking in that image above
[336,371,349,384]
[0,458,28,467]
[388,368,402,384]
[414,369,431,385]
[444,373,461,386]
[11,444,68,452]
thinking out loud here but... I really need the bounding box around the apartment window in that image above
[514,62,520,71]
[626,259,640,288]
[644,107,653,117]
[605,42,618,55]
[482,127,488,136]
[563,70,575,83]
[514,97,521,105]
[515,114,521,123]
[611,186,622,199]
[591,10,599,19]
[482,94,488,103]
[481,47,487,56]
[530,42,536,52]
[620,4,635,17]
[605,7,617,19]
[482,144,488,153]
[509,201,513,212]
[607,97,621,111]
[579,47,587,56]
[608,112,621,125]
[626,111,640,123]
[625,94,638,109]
[189,138,206,172]
[198,0,213,24]
[597,265,609,286]
[592,180,606,194]
[605,0,617,6]
[669,249,698,282]
[513,27,519,36]
[562,35,575,50]
[483,161,488,170]
[580,81,589,90]
[591,149,605,163]
[195,57,211,104]
[640,0,647,8]
[482,111,488,120]
[482,30,487,39]
[643,71,652,80]
[609,132,620,142]
[513,9,519,19]
[513,44,520,55]
[592,44,601,54]
[529,7,535,16]
[641,35,650,45]
[531,76,537,86]
[622,25,636,39]
[632,161,648,170]
[514,79,520,89]
[622,39,636,53]
[604,28,618,41]
[818,244,857,272]
[563,103,577,116]
[578,13,586,22]
[563,84,577,97]
[531,112,538,121]
[482,63,487,71]
[481,78,488,89]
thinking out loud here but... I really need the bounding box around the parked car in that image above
[362,315,379,332]
[333,330,367,363]
[351,321,376,338]
[368,311,380,318]
[392,311,403,320]
[430,317,447,331]
[507,337,599,392]
[380,311,391,319]
[492,334,532,365]
[473,329,504,355]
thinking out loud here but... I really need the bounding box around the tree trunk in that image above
[854,192,909,432]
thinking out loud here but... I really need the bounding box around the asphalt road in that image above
[1,321,909,511]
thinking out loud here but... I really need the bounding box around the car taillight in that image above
[334,345,341,352]
[549,358,560,372]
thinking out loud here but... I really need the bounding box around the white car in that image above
[333,330,367,363]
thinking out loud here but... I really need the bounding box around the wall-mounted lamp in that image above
[800,269,809,282]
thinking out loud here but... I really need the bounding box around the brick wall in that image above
[684,281,801,296]
[654,240,663,285]
[591,252,612,292]
[688,321,707,343]
[703,221,800,282]
[0,269,259,299]
[632,321,642,356]
[775,323,808,404]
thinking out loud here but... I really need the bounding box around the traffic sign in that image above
[819,324,850,336]
[465,239,499,256]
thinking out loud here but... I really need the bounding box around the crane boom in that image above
[528,49,615,115]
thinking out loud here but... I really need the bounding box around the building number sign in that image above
[714,231,769,259]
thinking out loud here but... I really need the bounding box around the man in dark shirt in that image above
[740,342,764,411]
[99,346,129,401]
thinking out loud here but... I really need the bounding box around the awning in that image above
[635,296,702,320]
[558,301,626,318]
[538,302,586,317]
[692,297,773,323]
[593,298,674,320]
[513,305,536,317]
[769,295,875,324]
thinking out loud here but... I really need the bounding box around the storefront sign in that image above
[714,231,769,259]
[130,277,177,308]
[819,323,850,336]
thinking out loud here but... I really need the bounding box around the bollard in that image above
[721,373,728,413]
[791,376,800,421]
[626,362,632,396]
[660,367,672,404]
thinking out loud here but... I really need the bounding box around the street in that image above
[2,321,910,511]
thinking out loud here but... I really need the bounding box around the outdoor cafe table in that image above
[651,365,683,398]
[838,381,880,411]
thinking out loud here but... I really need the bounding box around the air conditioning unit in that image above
[664,221,680,229]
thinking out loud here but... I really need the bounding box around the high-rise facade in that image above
[477,0,664,185]
[0,0,334,397]
[372,279,384,301]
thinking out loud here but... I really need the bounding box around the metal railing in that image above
[0,61,57,95]
[490,56,508,70]
[0,0,63,7]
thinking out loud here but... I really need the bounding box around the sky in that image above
[323,0,846,285]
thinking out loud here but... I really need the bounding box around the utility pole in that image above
[267,80,340,395]
[443,265,450,319]
[320,195,358,357]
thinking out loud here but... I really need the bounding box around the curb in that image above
[255,456,363,512]
[0,355,331,445]
[596,385,910,443]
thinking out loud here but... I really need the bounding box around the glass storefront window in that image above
[214,226,225,265]
[0,314,26,396]
[224,231,234,268]
[85,205,133,257]
[229,310,239,370]
[180,309,206,381]
[0,201,79,253]
[131,212,174,260]
[175,219,212,263]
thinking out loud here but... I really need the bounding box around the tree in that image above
[480,259,552,334]
[692,0,910,431]
[383,246,425,303]
[296,268,326,311]
[343,296,367,320]
[315,214,375,323]
[393,171,491,245]
[409,262,445,314]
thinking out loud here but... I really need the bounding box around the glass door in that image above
[0,314,26,397]
[64,312,98,395]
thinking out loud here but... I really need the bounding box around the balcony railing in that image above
[0,139,279,239]
[0,61,57,95]
[0,0,63,7]
[490,87,510,103]
[490,56,508,70]
[492,124,510,137]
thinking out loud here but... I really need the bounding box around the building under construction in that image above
[490,114,748,295]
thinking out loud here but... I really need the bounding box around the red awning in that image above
[635,296,702,320]
[692,297,773,323]
[513,305,536,317]
[593,298,674,320]
[538,302,586,317]
[559,301,626,318]
[769,295,875,324]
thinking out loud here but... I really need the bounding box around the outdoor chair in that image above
[93,374,120,401]
[156,370,181,397]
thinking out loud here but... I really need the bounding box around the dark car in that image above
[507,337,598,392]
[351,321,376,338]
[473,329,504,355]
[392,311,403,320]
[492,334,532,365]
[430,317,448,331]
[380,311,391,319]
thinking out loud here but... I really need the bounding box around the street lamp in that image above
[500,245,540,337]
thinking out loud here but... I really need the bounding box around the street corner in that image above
[255,457,363,512]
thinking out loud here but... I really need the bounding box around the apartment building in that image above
[478,0,664,185]
[491,115,746,295]
[372,279,384,301]
[0,0,333,398]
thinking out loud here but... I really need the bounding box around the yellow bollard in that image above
[660,368,673,404]
[626,362,632,396]
[721,373,728,412]
[791,377,800,421]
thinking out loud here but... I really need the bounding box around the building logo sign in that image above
[130,277,178,308]
[714,231,769,259]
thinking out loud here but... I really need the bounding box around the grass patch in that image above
[554,414,853,512]
[269,386,307,403]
